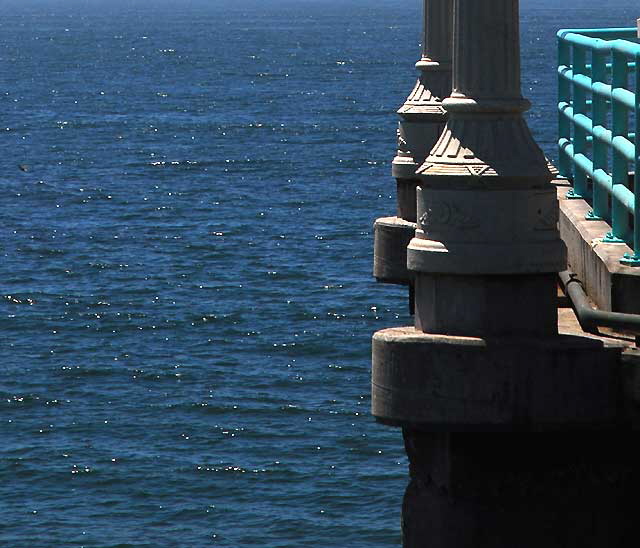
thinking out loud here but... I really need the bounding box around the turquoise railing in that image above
[557,27,640,265]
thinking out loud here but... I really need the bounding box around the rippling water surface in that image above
[0,0,636,546]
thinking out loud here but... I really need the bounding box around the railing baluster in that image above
[621,52,640,265]
[636,54,640,255]
[589,48,608,220]
[572,45,589,198]
[558,38,572,180]
[605,49,630,243]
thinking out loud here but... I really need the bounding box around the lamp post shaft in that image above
[452,0,521,99]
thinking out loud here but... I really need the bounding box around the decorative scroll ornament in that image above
[418,201,480,231]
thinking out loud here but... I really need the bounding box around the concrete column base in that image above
[413,273,557,337]
[372,327,624,430]
[402,431,639,548]
[407,186,566,276]
[373,217,416,285]
[396,179,420,223]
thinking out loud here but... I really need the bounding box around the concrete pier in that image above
[372,1,638,546]
[400,432,639,548]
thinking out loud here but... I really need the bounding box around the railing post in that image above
[635,52,640,255]
[589,48,609,220]
[605,49,630,243]
[622,50,640,264]
[571,45,589,199]
[558,37,573,180]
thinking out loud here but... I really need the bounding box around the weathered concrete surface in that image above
[373,217,416,285]
[415,0,551,184]
[396,180,420,223]
[407,185,566,275]
[558,301,640,427]
[413,273,557,336]
[558,184,640,313]
[374,303,640,432]
[393,120,446,185]
[372,326,623,430]
[374,303,640,547]
[401,431,640,548]
[371,1,638,546]
[372,299,640,432]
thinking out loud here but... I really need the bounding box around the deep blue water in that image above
[0,1,637,546]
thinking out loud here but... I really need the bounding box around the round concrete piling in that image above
[373,217,416,285]
[372,327,623,429]
[401,431,639,548]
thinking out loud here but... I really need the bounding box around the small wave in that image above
[3,294,36,305]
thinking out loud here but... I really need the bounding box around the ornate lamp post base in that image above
[392,0,452,222]
[374,0,452,288]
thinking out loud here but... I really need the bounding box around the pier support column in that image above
[401,431,638,548]
[372,1,636,546]
[374,0,452,288]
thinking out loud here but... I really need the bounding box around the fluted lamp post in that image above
[372,1,635,547]
[393,0,452,222]
[373,0,452,290]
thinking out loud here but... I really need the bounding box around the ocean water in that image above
[0,1,636,546]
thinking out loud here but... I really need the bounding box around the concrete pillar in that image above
[401,431,639,548]
[374,0,453,289]
[371,1,634,546]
